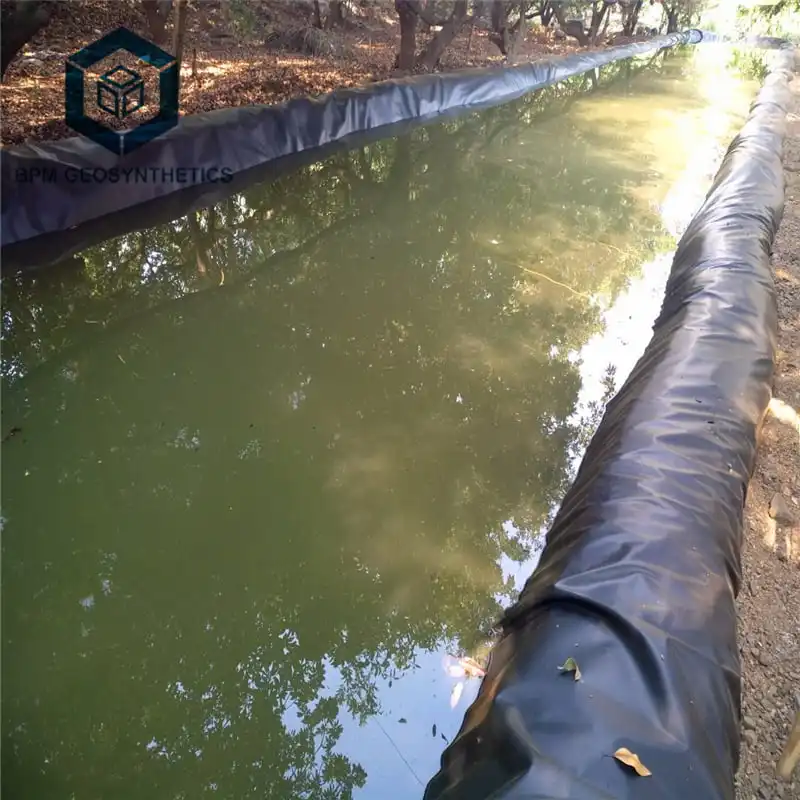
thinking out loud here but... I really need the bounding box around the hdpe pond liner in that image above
[424,46,793,800]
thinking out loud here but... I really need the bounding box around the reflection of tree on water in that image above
[1,50,676,380]
[3,55,676,800]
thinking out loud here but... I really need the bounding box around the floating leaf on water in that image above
[432,724,437,738]
[398,718,407,724]
[558,657,581,681]
[441,733,447,742]
[613,747,652,777]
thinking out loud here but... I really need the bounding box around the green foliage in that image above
[733,0,800,40]
[728,46,770,80]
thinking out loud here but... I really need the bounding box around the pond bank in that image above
[736,67,800,800]
[0,0,648,148]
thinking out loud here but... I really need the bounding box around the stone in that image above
[743,729,758,747]
[743,715,758,730]
[770,493,796,525]
[766,685,778,701]
[758,652,773,667]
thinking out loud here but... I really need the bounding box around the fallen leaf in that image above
[613,747,652,777]
[558,656,581,681]
[432,724,437,738]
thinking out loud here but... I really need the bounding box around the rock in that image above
[743,729,758,747]
[750,771,761,791]
[743,714,758,730]
[758,651,773,667]
[766,685,778,701]
[770,493,796,525]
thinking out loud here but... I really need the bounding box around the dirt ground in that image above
[735,71,800,799]
[0,0,639,147]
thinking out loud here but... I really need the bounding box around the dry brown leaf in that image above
[613,747,652,777]
[558,656,581,681]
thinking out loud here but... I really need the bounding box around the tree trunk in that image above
[541,1,554,27]
[600,6,610,37]
[1,0,56,79]
[488,0,510,54]
[172,0,188,91]
[395,0,418,71]
[621,0,642,36]
[588,1,609,46]
[666,6,679,33]
[142,0,173,44]
[550,1,588,46]
[488,1,526,59]
[416,0,468,71]
[324,0,344,29]
[313,0,323,28]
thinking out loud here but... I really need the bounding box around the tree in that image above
[733,0,799,39]
[656,0,704,33]
[550,1,589,45]
[0,0,57,79]
[141,0,173,44]
[416,0,470,70]
[620,0,643,36]
[171,0,188,91]
[394,0,473,72]
[312,0,345,29]
[395,0,418,70]
[487,1,549,61]
[587,0,615,45]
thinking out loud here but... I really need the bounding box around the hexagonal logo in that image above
[65,27,178,156]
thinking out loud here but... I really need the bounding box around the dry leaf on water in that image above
[613,747,652,777]
[558,656,581,681]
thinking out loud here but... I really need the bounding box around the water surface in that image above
[2,47,757,799]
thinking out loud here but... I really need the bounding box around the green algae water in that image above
[1,46,758,800]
